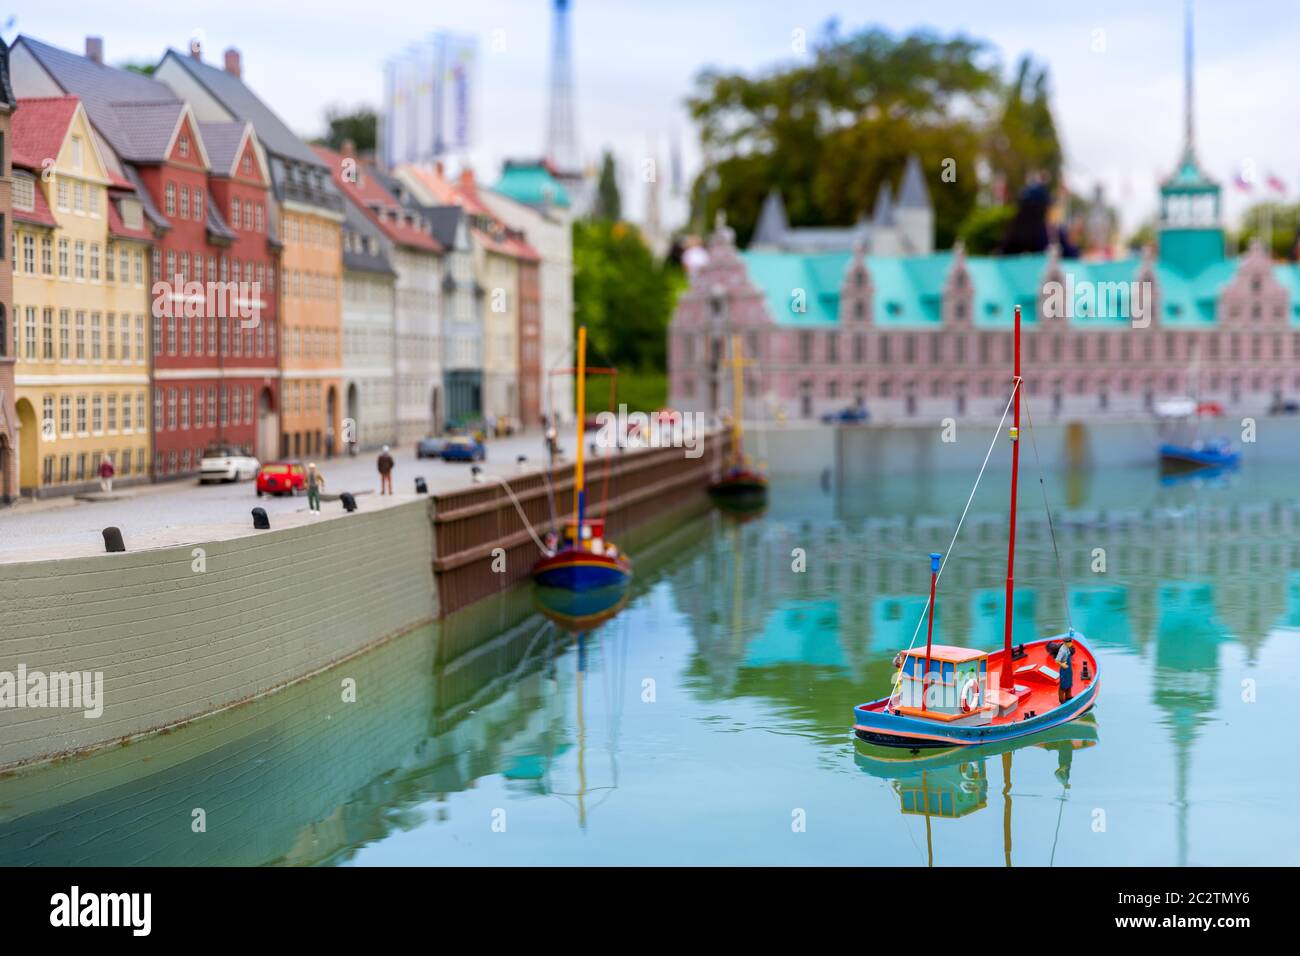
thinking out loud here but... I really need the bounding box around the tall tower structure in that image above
[1157,0,1224,276]
[545,0,579,175]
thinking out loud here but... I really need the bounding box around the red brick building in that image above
[11,36,279,476]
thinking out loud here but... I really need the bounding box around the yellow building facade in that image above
[11,98,151,494]
[279,207,343,459]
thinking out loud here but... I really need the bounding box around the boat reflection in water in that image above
[855,716,1100,866]
[533,581,631,830]
[534,583,630,633]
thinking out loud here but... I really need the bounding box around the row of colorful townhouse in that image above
[0,36,574,501]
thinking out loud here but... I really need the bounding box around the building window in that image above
[75,241,86,279]
[231,197,241,227]
[22,233,34,273]
[76,394,87,433]
[59,395,71,436]
[58,238,69,277]
[180,185,190,219]
[165,182,176,216]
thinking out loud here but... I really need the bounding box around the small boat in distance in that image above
[1155,343,1240,473]
[709,334,768,510]
[532,326,632,591]
[852,305,1099,749]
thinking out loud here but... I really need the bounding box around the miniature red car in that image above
[256,461,306,496]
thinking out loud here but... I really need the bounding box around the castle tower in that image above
[1157,0,1224,276]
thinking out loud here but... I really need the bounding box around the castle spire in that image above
[1183,0,1195,160]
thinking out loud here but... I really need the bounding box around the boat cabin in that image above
[895,645,988,719]
[561,518,620,557]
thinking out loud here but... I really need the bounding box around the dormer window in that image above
[12,172,35,211]
[242,154,252,174]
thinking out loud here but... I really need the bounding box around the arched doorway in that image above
[325,386,338,457]
[257,387,278,461]
[346,383,360,451]
[16,398,39,494]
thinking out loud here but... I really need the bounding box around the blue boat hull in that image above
[532,548,632,590]
[854,676,1099,748]
[1159,443,1240,470]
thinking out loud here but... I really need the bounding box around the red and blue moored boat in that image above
[532,326,632,593]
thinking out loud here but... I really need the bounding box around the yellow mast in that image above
[725,335,756,469]
[573,326,588,536]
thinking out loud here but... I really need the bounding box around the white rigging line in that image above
[892,380,1020,690]
[1021,389,1075,635]
[485,473,555,557]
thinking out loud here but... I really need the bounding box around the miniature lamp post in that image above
[922,551,941,711]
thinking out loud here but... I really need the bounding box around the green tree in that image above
[958,204,1015,254]
[318,105,377,154]
[119,61,156,76]
[572,220,683,409]
[592,151,622,221]
[1237,201,1300,259]
[686,24,1062,250]
[987,56,1063,195]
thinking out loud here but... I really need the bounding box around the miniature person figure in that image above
[306,462,324,514]
[377,445,394,495]
[98,455,116,493]
[1056,633,1075,704]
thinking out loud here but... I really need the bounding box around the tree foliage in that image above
[592,151,622,221]
[1236,201,1300,259]
[573,220,683,379]
[318,105,377,154]
[687,24,1062,249]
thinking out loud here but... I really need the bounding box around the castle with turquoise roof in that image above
[669,11,1300,424]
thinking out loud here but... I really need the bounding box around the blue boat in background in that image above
[1159,437,1240,472]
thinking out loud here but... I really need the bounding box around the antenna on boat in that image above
[921,552,941,712]
[1001,305,1023,692]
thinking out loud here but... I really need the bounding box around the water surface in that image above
[2,462,1296,866]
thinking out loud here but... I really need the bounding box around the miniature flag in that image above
[1233,172,1254,192]
[1266,173,1287,195]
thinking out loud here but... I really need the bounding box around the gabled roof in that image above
[159,48,324,168]
[400,164,539,262]
[16,35,196,165]
[107,99,195,164]
[198,120,260,179]
[10,94,80,169]
[423,204,465,250]
[312,144,442,253]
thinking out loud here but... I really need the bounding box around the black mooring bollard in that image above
[415,477,428,494]
[340,491,357,512]
[252,507,270,530]
[102,527,125,553]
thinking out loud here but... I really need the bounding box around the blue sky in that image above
[7,0,1300,233]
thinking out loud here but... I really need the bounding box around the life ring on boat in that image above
[960,678,980,713]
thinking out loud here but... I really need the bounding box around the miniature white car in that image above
[199,445,260,483]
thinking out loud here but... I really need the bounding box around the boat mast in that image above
[1001,305,1022,691]
[921,552,940,712]
[574,326,588,535]
[731,334,744,468]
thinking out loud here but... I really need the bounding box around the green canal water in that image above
[2,462,1298,866]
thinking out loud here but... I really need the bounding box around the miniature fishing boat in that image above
[532,326,632,592]
[709,334,768,510]
[535,582,629,632]
[852,305,1100,749]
